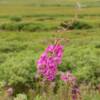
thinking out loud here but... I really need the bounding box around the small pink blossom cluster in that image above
[37,44,63,81]
[6,87,13,96]
[61,71,76,85]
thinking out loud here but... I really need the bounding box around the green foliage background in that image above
[0,1,100,99]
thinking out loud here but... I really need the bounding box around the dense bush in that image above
[10,16,22,22]
[60,20,92,30]
[0,51,35,88]
[0,20,93,32]
[0,42,27,53]
[59,45,100,85]
[0,23,23,31]
[0,23,57,32]
[22,23,43,32]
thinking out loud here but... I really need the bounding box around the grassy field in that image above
[0,0,100,99]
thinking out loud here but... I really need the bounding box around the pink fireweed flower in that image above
[61,71,76,85]
[37,44,63,81]
[46,44,63,64]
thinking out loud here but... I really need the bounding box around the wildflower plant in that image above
[37,40,63,81]
[36,39,81,100]
[61,71,76,85]
[60,71,82,100]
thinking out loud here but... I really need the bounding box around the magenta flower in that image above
[61,71,76,85]
[46,45,63,64]
[37,44,63,81]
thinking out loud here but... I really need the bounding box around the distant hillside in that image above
[0,0,99,5]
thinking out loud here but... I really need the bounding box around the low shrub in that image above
[0,23,57,32]
[0,51,35,90]
[0,42,27,53]
[10,16,22,22]
[0,23,23,31]
[22,23,43,32]
[60,20,92,30]
[59,46,100,85]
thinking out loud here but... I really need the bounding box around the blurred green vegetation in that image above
[0,0,100,99]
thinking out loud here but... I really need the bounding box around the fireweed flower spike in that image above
[37,40,63,81]
[46,44,63,64]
